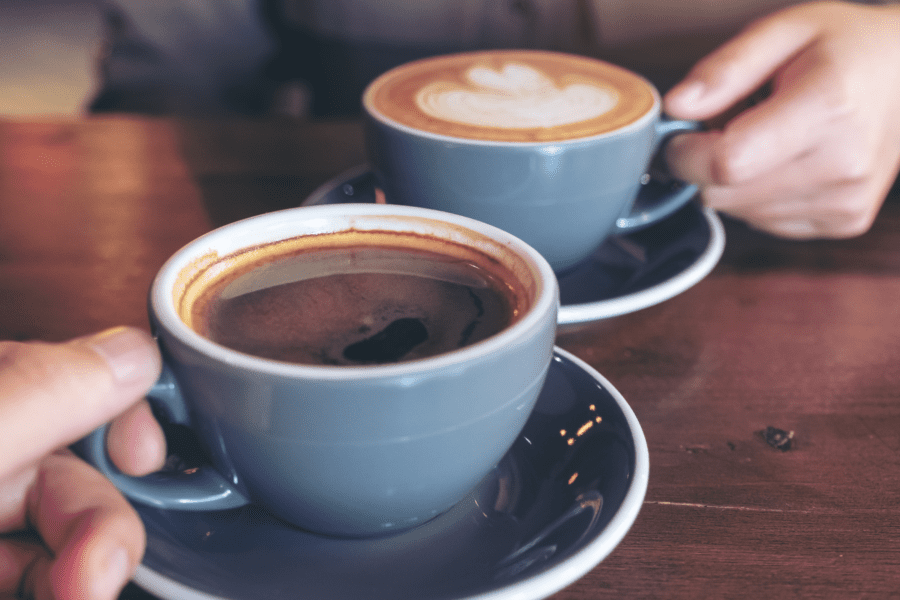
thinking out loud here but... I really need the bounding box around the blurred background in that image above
[0,0,101,117]
[0,0,768,120]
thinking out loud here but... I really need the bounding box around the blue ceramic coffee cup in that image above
[363,50,699,273]
[82,204,558,537]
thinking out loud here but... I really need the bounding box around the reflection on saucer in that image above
[302,167,724,326]
[132,348,648,600]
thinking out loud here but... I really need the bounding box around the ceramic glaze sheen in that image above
[364,50,699,272]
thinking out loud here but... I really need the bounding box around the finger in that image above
[746,219,821,240]
[665,131,856,195]
[106,400,167,476]
[665,72,835,187]
[668,58,866,189]
[704,175,882,239]
[0,535,48,596]
[668,53,841,187]
[711,49,855,185]
[664,130,723,186]
[28,451,144,600]
[702,132,898,214]
[0,327,161,475]
[664,6,820,120]
[665,121,826,189]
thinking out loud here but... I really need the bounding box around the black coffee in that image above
[187,240,523,365]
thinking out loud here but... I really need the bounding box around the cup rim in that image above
[150,203,559,380]
[362,49,662,147]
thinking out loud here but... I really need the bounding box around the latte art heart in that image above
[415,63,619,129]
[365,50,658,142]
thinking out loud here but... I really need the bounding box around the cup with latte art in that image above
[364,50,699,273]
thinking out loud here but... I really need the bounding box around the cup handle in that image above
[79,363,251,511]
[614,118,701,233]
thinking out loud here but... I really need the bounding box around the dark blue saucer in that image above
[301,167,724,326]
[132,348,648,600]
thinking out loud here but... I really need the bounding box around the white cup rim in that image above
[150,204,559,381]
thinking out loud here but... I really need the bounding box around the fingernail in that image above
[91,546,131,600]
[86,327,158,384]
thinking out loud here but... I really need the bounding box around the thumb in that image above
[0,327,161,475]
[663,6,819,120]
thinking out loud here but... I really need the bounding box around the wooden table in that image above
[1,116,898,599]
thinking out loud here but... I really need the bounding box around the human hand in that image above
[663,1,900,239]
[0,327,163,600]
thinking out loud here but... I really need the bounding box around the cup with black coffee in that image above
[83,203,558,537]
[364,49,699,272]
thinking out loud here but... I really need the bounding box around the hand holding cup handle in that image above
[79,204,558,538]
[82,364,251,511]
[613,117,701,233]
[363,50,703,272]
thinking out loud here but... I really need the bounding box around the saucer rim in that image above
[301,166,725,326]
[130,347,650,600]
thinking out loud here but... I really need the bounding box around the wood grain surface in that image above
[0,117,897,599]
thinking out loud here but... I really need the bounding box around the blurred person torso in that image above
[92,0,892,116]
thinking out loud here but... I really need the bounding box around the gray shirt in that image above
[92,0,893,116]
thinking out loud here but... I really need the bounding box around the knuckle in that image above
[805,192,879,239]
[831,210,877,238]
[697,185,733,209]
[818,109,878,184]
[710,157,745,187]
[831,147,876,183]
[709,147,740,186]
[821,83,855,122]
[0,341,53,386]
[710,132,753,185]
[830,187,875,218]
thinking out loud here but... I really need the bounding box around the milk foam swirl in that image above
[415,63,619,129]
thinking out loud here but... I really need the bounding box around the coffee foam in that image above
[416,63,619,129]
[365,50,657,143]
